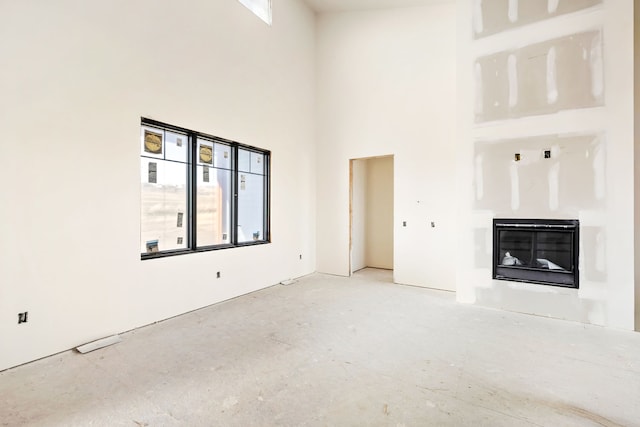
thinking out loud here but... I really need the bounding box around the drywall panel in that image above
[0,0,316,371]
[457,0,635,330]
[365,156,393,269]
[581,226,606,283]
[475,31,604,122]
[473,0,602,39]
[474,134,605,215]
[474,283,606,324]
[316,3,457,291]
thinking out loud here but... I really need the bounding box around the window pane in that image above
[237,173,264,243]
[165,131,188,162]
[238,148,251,173]
[140,126,164,159]
[214,143,232,169]
[141,119,269,257]
[197,138,214,166]
[197,166,231,246]
[250,152,264,174]
[140,158,188,253]
[238,0,272,25]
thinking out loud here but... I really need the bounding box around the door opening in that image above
[350,156,394,275]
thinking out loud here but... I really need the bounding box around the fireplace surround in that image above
[493,219,579,288]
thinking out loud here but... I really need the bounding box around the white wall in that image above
[3,0,635,372]
[0,0,317,371]
[316,2,457,291]
[456,1,636,329]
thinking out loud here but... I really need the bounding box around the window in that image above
[140,118,270,258]
[238,0,272,25]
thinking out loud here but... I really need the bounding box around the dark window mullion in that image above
[189,132,197,249]
[264,153,270,242]
[231,146,239,245]
[141,117,270,259]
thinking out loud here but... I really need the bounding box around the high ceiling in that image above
[302,0,451,13]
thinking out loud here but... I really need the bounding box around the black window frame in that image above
[140,118,270,260]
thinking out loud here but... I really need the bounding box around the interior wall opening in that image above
[350,155,394,275]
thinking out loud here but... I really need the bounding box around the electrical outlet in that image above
[299,254,302,260]
[18,312,28,324]
[403,221,407,227]
[216,271,221,279]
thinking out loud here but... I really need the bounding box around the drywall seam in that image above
[510,162,520,211]
[546,46,558,104]
[595,230,605,274]
[474,62,484,115]
[473,108,606,137]
[472,15,603,58]
[472,0,483,35]
[473,0,602,40]
[590,32,604,99]
[475,154,484,200]
[508,0,519,24]
[508,54,518,108]
[548,162,559,210]
[592,138,605,200]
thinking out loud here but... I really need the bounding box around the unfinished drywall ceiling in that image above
[303,0,450,13]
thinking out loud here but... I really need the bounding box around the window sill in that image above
[141,240,271,260]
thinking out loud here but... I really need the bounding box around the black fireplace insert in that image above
[493,219,579,288]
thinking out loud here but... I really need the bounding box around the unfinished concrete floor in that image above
[1,268,640,426]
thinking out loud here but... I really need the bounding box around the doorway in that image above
[350,155,394,274]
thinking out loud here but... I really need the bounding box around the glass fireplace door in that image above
[535,231,573,271]
[493,219,579,288]
[498,230,533,267]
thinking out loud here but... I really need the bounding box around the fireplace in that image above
[493,219,579,288]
